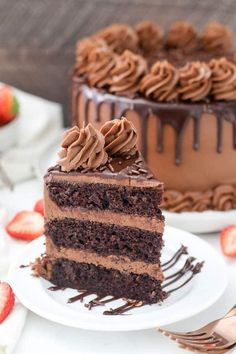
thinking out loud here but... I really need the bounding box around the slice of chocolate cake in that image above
[39,118,166,304]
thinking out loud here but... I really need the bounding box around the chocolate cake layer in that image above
[46,180,163,217]
[46,238,163,279]
[41,257,167,303]
[45,190,164,232]
[45,218,164,263]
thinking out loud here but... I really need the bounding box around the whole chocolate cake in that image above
[71,21,236,212]
[37,118,166,304]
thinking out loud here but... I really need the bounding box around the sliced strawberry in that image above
[6,211,44,241]
[220,225,236,257]
[0,85,19,126]
[34,199,44,216]
[0,282,15,323]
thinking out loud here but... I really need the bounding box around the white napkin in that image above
[0,213,28,354]
[0,86,63,187]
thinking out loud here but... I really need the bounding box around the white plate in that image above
[9,226,228,331]
[164,210,236,234]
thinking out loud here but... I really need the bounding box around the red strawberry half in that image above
[34,199,44,216]
[0,85,19,126]
[0,282,15,323]
[220,225,236,257]
[6,211,44,241]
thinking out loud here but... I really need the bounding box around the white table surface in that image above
[1,179,236,354]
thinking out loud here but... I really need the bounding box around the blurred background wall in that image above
[0,0,235,124]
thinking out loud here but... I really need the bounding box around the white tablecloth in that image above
[1,179,236,354]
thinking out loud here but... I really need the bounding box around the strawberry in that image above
[0,282,15,323]
[220,225,236,257]
[34,199,44,216]
[0,85,19,126]
[6,211,44,241]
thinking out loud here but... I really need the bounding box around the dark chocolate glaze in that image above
[45,153,160,185]
[46,245,203,315]
[48,285,65,291]
[72,79,236,165]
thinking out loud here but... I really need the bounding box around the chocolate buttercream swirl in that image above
[95,24,138,54]
[100,117,137,156]
[58,125,108,171]
[202,22,233,52]
[162,184,236,212]
[75,38,108,75]
[109,50,147,95]
[140,60,179,102]
[209,57,236,100]
[135,21,163,52]
[166,21,198,50]
[87,47,116,88]
[212,185,236,211]
[178,61,212,101]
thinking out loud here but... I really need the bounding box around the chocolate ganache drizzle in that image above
[72,79,236,166]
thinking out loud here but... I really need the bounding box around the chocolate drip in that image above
[216,114,223,153]
[19,264,30,268]
[48,285,65,291]
[84,98,90,125]
[103,300,144,316]
[193,116,201,150]
[234,122,236,149]
[72,81,236,165]
[67,290,92,303]
[162,257,196,288]
[166,261,204,295]
[85,295,118,310]
[162,244,188,271]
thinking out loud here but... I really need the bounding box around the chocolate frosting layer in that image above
[140,60,179,102]
[46,238,163,280]
[202,22,233,52]
[58,125,108,171]
[109,50,147,96]
[135,21,163,52]
[178,61,212,101]
[210,57,236,100]
[166,21,198,51]
[101,117,137,156]
[95,24,138,54]
[162,184,236,212]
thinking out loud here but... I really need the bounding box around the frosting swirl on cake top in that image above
[166,21,198,50]
[95,24,138,54]
[140,60,179,101]
[209,57,236,100]
[58,125,108,171]
[109,50,148,95]
[202,22,233,52]
[101,117,137,156]
[75,38,108,75]
[87,46,116,88]
[135,21,163,52]
[178,61,212,101]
